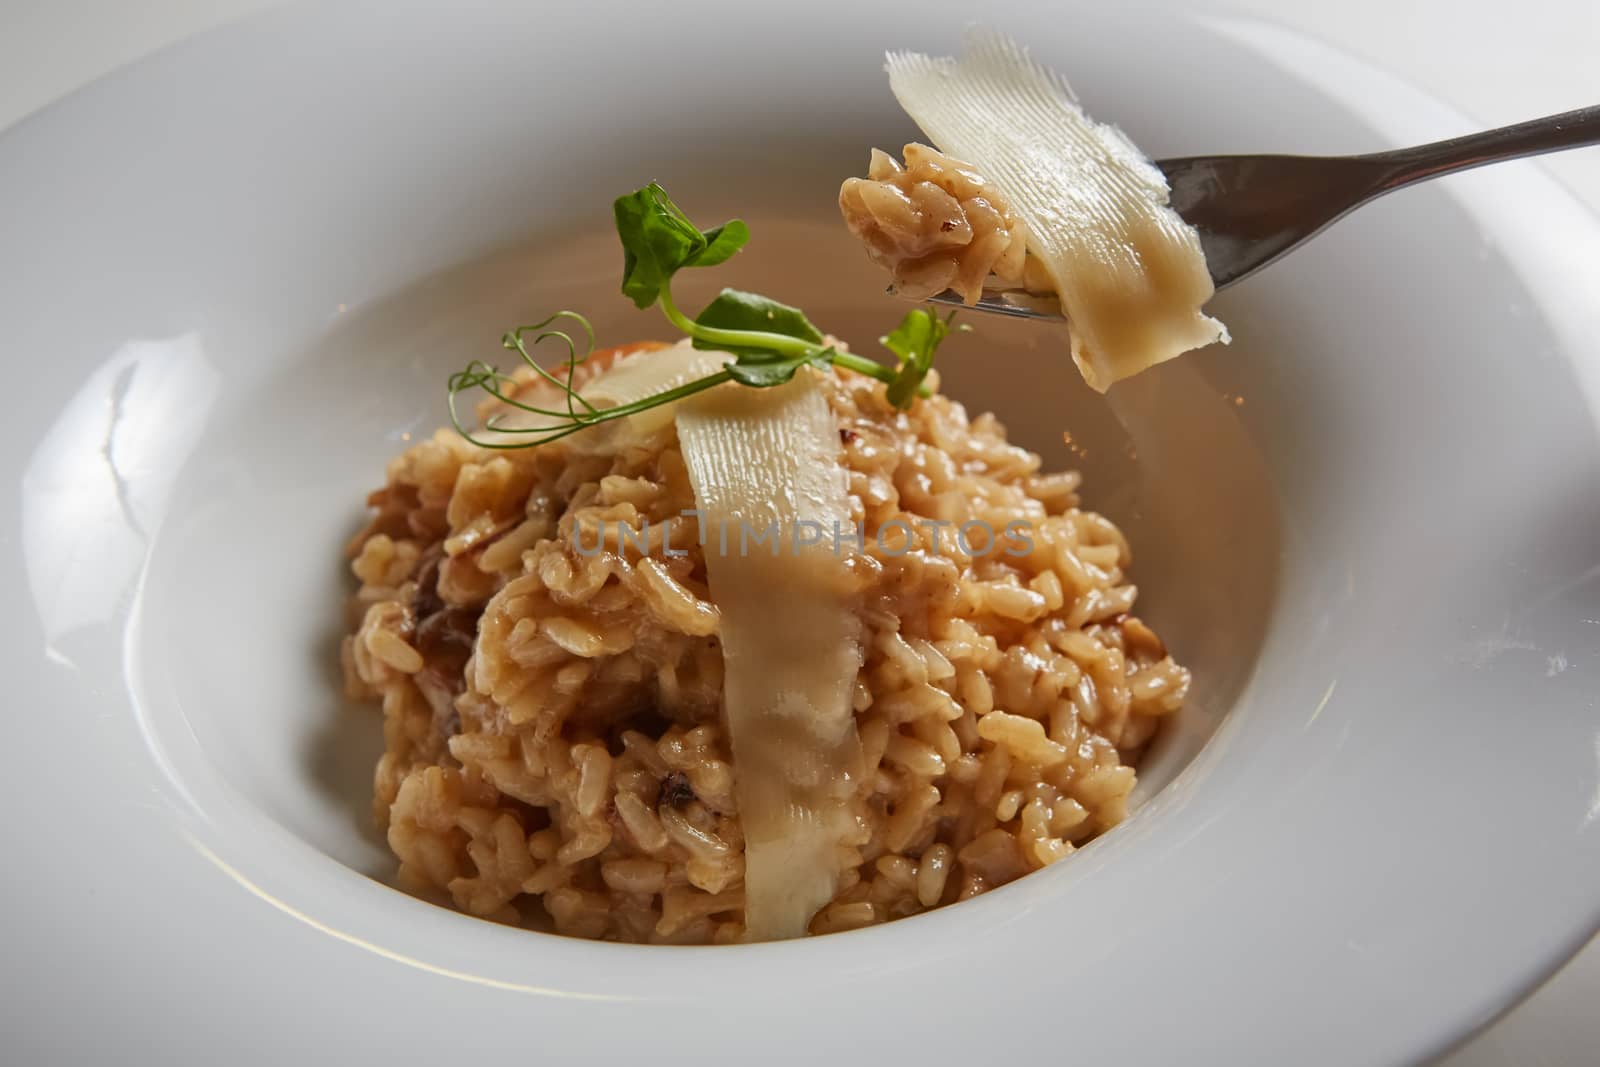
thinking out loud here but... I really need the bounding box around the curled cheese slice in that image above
[675,368,865,941]
[886,29,1228,391]
[483,340,733,445]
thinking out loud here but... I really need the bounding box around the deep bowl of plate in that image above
[2,1,1599,1063]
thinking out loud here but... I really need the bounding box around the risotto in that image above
[342,340,1190,944]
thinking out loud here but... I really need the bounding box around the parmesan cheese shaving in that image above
[485,340,733,445]
[885,29,1228,391]
[675,368,865,941]
[581,340,733,434]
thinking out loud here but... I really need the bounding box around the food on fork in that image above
[841,29,1228,391]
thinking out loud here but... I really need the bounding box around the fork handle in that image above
[1363,105,1600,192]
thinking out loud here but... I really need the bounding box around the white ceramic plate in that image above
[3,1,1599,1063]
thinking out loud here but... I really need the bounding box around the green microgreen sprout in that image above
[449,183,965,448]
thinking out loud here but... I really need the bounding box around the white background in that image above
[2,1,1595,1063]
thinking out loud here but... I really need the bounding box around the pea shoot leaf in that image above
[692,288,825,358]
[613,183,750,308]
[882,308,966,409]
[725,347,837,388]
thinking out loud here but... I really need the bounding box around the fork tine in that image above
[915,288,1066,323]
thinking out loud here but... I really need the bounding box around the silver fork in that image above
[924,105,1600,321]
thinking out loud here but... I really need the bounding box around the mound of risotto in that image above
[342,340,1189,944]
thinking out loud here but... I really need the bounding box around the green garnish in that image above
[882,304,970,409]
[449,183,964,449]
[612,184,749,308]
